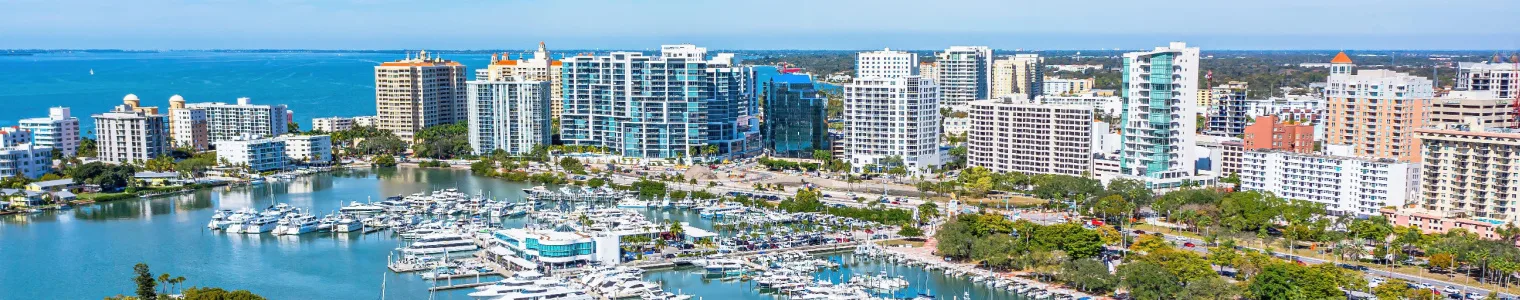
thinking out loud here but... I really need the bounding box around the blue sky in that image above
[4,0,1518,50]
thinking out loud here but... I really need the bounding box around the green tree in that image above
[372,155,397,167]
[286,121,301,134]
[1179,276,1239,300]
[182,287,267,300]
[897,225,923,238]
[134,263,157,300]
[558,157,585,174]
[1058,258,1118,294]
[1373,278,1411,300]
[917,202,940,221]
[1118,261,1181,300]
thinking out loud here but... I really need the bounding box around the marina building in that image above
[1324,51,1432,162]
[19,107,80,157]
[1240,149,1418,217]
[168,95,209,151]
[0,127,31,148]
[466,79,552,155]
[966,96,1093,176]
[1242,115,1314,154]
[1116,42,1207,189]
[491,228,619,268]
[935,46,993,109]
[185,97,289,143]
[1426,90,1516,129]
[1456,60,1518,99]
[1415,123,1520,223]
[1042,77,1093,96]
[374,51,468,141]
[560,44,759,159]
[762,74,829,158]
[482,42,565,120]
[93,98,169,163]
[0,144,54,179]
[215,136,287,173]
[843,76,941,174]
[279,134,332,165]
[991,54,1042,100]
[855,49,918,79]
[311,116,356,132]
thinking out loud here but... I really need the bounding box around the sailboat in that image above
[89,69,94,75]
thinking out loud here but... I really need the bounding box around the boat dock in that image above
[622,239,887,269]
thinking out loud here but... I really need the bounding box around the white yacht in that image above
[467,271,560,299]
[332,213,363,232]
[617,198,650,208]
[275,214,321,235]
[232,215,281,234]
[400,234,479,258]
[611,280,661,298]
[485,285,592,300]
[339,201,386,214]
[703,259,747,277]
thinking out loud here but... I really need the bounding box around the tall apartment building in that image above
[311,116,356,132]
[991,54,1042,100]
[466,79,552,155]
[763,74,828,158]
[1240,149,1417,216]
[967,97,1093,176]
[0,144,53,179]
[856,49,918,79]
[1456,60,1518,99]
[1427,90,1516,129]
[184,97,289,144]
[484,42,565,119]
[1042,77,1093,96]
[215,136,287,172]
[1204,81,1250,137]
[0,127,31,148]
[1038,94,1123,116]
[560,44,759,159]
[19,107,80,157]
[919,62,938,83]
[1324,52,1433,162]
[1242,115,1314,153]
[935,46,993,109]
[93,101,169,163]
[1117,42,1204,189]
[167,95,209,151]
[279,134,332,165]
[844,76,941,173]
[1416,123,1520,223]
[375,50,468,141]
[1197,88,1215,109]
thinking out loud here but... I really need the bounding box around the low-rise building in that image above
[1240,149,1418,217]
[1041,77,1094,96]
[215,136,287,173]
[1242,115,1314,154]
[0,127,32,148]
[0,144,53,179]
[1426,90,1516,129]
[352,116,377,127]
[490,228,619,269]
[279,135,333,165]
[25,178,74,193]
[134,171,181,186]
[311,116,356,132]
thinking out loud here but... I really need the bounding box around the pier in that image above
[621,239,892,269]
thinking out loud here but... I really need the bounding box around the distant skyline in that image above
[4,0,1519,50]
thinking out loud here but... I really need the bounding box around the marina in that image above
[0,168,1076,299]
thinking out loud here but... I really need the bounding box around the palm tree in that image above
[170,276,185,295]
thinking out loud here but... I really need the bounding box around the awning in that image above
[489,246,511,257]
[505,255,537,269]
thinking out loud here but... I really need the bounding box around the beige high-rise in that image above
[1324,51,1432,162]
[374,50,467,141]
[1417,125,1520,223]
[167,95,209,151]
[484,42,564,119]
[991,54,1041,100]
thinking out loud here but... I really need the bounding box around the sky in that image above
[4,0,1519,50]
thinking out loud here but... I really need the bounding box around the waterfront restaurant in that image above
[489,227,621,270]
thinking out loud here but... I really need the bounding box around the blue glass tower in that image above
[763,74,828,158]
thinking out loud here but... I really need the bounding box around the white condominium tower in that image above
[168,95,209,151]
[467,79,552,155]
[992,54,1042,100]
[1117,42,1201,189]
[560,44,758,159]
[184,97,289,144]
[967,96,1093,176]
[374,50,468,141]
[856,49,919,79]
[843,76,941,174]
[935,46,993,109]
[484,42,565,119]
[93,100,169,163]
[19,107,80,157]
[1456,58,1518,99]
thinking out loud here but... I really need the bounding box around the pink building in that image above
[1381,208,1508,241]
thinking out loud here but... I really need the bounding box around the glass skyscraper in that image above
[763,74,828,158]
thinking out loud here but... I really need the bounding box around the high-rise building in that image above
[375,50,468,141]
[935,46,993,109]
[1456,59,1519,99]
[843,76,941,173]
[0,144,53,179]
[215,136,287,172]
[93,98,169,163]
[19,107,80,157]
[1242,115,1314,154]
[1416,124,1520,223]
[856,49,918,79]
[1041,77,1093,96]
[1204,81,1250,137]
[467,79,552,155]
[560,44,758,159]
[0,127,31,148]
[1117,42,1203,189]
[167,95,209,151]
[184,97,289,144]
[762,74,828,158]
[1324,51,1432,162]
[1427,90,1516,129]
[1241,149,1417,217]
[279,134,332,165]
[919,62,938,83]
[967,96,1093,176]
[991,54,1042,100]
[311,116,356,132]
[483,42,565,119]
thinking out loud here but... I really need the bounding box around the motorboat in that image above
[232,214,281,234]
[339,201,386,214]
[617,198,650,209]
[400,234,479,258]
[274,213,321,235]
[332,213,363,232]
